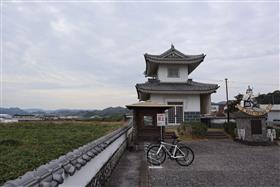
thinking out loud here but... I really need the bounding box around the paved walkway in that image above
[105,147,148,187]
[107,140,280,187]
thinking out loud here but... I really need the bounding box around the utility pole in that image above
[225,78,230,123]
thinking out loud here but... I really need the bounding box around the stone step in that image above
[206,130,228,139]
[207,132,227,136]
[207,136,228,139]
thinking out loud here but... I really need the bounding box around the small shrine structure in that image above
[234,86,272,144]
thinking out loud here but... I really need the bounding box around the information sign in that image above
[157,113,166,126]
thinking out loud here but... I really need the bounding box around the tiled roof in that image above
[232,111,266,118]
[144,54,205,63]
[144,44,205,60]
[144,45,205,76]
[136,80,219,95]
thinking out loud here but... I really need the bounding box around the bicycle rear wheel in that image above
[146,145,166,165]
[175,145,194,166]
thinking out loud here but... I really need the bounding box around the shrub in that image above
[103,115,123,122]
[177,122,208,137]
[190,122,208,136]
[224,122,236,138]
[177,123,190,136]
[0,121,122,185]
[0,139,22,146]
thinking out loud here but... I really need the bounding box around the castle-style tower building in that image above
[136,45,219,124]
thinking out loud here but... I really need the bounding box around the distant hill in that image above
[24,108,46,113]
[212,101,226,105]
[256,90,280,104]
[0,107,28,115]
[80,107,130,119]
[0,107,130,119]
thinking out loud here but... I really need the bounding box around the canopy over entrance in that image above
[126,100,172,109]
[126,101,173,142]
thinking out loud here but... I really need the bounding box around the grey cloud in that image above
[2,2,279,109]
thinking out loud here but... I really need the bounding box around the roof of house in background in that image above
[144,44,205,77]
[260,104,280,111]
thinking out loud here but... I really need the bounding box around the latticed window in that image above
[168,67,179,78]
[168,107,175,123]
[167,102,183,124]
[176,106,183,123]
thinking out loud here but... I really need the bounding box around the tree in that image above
[226,93,243,113]
[256,90,280,104]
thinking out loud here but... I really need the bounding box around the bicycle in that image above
[146,136,194,166]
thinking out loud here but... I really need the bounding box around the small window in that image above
[168,67,179,78]
[143,116,153,126]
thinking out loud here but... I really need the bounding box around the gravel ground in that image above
[148,140,280,187]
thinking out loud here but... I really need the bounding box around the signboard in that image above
[157,113,166,126]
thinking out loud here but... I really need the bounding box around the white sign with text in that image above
[157,113,166,126]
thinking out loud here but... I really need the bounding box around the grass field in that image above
[0,121,122,185]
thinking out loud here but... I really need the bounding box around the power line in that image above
[229,80,279,86]
[193,78,279,86]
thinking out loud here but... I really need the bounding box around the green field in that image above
[0,121,122,185]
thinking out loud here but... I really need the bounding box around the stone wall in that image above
[86,138,129,187]
[236,118,268,142]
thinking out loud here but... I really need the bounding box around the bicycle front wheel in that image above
[147,145,166,166]
[175,145,194,166]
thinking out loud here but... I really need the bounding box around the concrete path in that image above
[105,148,148,187]
[149,140,280,187]
[107,140,280,187]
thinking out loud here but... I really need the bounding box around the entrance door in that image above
[167,102,183,125]
[137,110,161,141]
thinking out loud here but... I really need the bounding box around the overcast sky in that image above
[1,1,279,109]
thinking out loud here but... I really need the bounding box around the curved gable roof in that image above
[144,45,205,77]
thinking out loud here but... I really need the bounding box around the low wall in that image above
[3,120,133,187]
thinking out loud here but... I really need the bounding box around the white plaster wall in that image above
[150,94,200,112]
[202,94,211,114]
[268,111,280,122]
[157,64,188,82]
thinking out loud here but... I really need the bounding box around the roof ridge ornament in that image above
[235,86,272,116]
[171,43,175,49]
